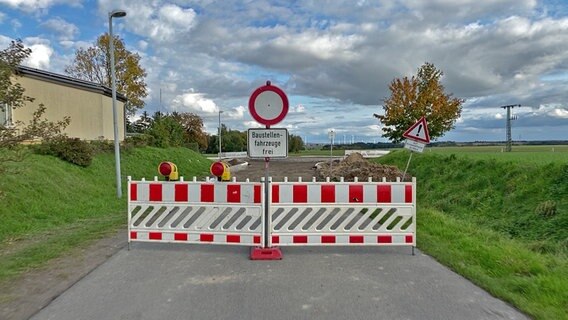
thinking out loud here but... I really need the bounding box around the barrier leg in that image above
[250,158,282,260]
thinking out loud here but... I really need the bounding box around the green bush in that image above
[123,134,155,149]
[146,117,185,148]
[89,139,114,154]
[186,142,199,152]
[34,137,93,167]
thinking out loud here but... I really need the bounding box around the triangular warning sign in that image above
[403,116,430,144]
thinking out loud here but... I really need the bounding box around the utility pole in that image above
[500,104,520,152]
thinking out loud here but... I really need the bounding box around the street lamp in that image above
[218,110,223,160]
[109,9,126,198]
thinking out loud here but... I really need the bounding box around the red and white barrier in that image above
[268,178,416,248]
[130,181,261,204]
[127,176,416,252]
[128,177,264,247]
[271,182,412,204]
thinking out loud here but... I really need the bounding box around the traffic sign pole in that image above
[249,81,288,260]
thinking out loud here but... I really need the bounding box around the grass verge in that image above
[0,147,211,284]
[418,208,568,320]
[378,150,568,319]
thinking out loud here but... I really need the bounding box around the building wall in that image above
[12,75,125,141]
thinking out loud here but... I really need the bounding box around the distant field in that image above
[426,145,568,164]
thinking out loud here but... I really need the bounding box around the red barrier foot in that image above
[250,247,283,260]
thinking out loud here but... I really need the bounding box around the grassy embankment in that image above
[377,149,568,320]
[0,147,211,284]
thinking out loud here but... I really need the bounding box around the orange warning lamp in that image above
[158,161,179,181]
[210,161,231,181]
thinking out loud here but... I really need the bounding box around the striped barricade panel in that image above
[269,178,416,247]
[128,180,264,246]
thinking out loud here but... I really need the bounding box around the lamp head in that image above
[110,10,127,18]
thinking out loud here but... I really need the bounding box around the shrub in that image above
[34,137,93,167]
[90,138,114,154]
[186,142,199,152]
[123,134,154,148]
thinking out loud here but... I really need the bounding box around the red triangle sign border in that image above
[403,116,430,144]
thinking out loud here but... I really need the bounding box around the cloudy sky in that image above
[1,0,567,143]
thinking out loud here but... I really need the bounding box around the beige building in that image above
[1,66,127,141]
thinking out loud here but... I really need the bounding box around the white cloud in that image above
[98,1,197,43]
[171,92,218,114]
[24,43,53,68]
[11,19,22,30]
[293,104,305,113]
[552,108,568,118]
[0,0,81,14]
[137,40,148,51]
[40,17,79,40]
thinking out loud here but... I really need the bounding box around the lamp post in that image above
[109,9,126,198]
[218,110,223,160]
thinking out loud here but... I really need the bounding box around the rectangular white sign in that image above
[248,128,288,158]
[404,139,426,153]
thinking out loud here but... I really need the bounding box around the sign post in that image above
[401,116,430,181]
[328,129,335,175]
[248,81,289,260]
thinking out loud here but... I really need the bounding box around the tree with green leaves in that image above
[1,40,70,192]
[65,33,148,116]
[1,40,70,148]
[289,134,304,153]
[171,112,209,151]
[374,62,464,143]
[1,40,33,116]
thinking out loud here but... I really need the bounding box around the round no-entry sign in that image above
[248,81,289,126]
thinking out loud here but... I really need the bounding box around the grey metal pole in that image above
[218,110,222,160]
[109,10,126,198]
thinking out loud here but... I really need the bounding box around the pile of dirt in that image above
[316,152,409,182]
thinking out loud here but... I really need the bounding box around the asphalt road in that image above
[30,157,529,320]
[31,245,528,320]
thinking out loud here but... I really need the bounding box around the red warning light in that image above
[159,162,172,176]
[210,162,225,177]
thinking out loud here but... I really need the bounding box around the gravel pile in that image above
[316,152,409,182]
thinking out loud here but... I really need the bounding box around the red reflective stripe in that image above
[227,234,240,243]
[378,235,392,243]
[272,235,280,244]
[227,184,241,203]
[293,185,307,203]
[149,232,162,240]
[349,185,363,203]
[130,183,137,201]
[254,235,261,244]
[293,235,308,243]
[405,185,413,203]
[174,233,188,241]
[201,184,214,202]
[149,184,162,201]
[200,233,214,242]
[130,231,137,239]
[272,184,280,203]
[175,184,188,202]
[377,185,391,203]
[254,185,261,203]
[405,235,413,243]
[321,235,336,243]
[349,235,364,243]
[321,185,335,203]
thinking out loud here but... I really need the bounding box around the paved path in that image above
[31,244,528,320]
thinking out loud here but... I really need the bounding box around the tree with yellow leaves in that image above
[375,62,463,143]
